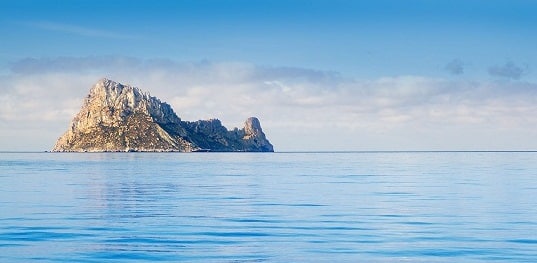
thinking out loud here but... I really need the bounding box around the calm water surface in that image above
[1,152,536,262]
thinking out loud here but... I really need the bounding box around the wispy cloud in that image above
[445,59,465,75]
[23,21,137,39]
[488,62,527,79]
[9,56,143,74]
[2,56,537,150]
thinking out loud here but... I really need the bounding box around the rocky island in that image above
[52,78,274,152]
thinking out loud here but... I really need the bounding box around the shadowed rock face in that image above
[52,78,274,152]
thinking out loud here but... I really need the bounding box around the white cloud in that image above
[2,56,537,151]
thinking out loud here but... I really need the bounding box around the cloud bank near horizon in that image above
[2,56,537,151]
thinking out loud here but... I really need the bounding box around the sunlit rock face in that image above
[52,78,274,152]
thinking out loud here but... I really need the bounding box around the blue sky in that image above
[3,0,536,77]
[1,0,537,151]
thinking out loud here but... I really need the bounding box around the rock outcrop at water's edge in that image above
[52,78,274,152]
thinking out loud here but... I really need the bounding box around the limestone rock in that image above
[52,78,274,152]
[242,117,274,152]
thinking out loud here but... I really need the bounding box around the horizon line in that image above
[1,150,537,154]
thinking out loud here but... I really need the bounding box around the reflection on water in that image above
[1,152,537,262]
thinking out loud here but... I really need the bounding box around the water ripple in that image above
[1,152,537,262]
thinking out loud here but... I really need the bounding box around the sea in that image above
[1,151,536,262]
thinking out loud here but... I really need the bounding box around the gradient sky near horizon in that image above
[1,0,537,151]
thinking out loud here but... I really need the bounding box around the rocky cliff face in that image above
[52,78,274,152]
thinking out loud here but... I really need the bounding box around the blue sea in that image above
[1,152,536,262]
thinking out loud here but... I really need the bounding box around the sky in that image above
[1,0,537,151]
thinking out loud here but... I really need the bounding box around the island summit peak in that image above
[52,78,274,152]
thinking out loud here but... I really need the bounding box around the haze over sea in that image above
[1,151,536,262]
